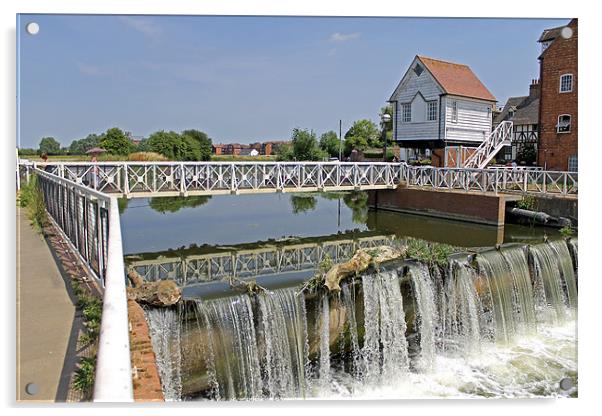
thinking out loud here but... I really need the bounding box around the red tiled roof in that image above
[417,56,496,102]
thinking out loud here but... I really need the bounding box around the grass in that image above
[17,174,47,233]
[560,226,575,237]
[516,195,537,210]
[405,238,456,267]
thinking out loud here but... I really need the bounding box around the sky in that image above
[17,14,569,149]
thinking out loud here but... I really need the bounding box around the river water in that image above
[119,192,577,400]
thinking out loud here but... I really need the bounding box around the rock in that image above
[323,245,405,292]
[127,269,181,307]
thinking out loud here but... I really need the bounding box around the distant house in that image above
[239,147,259,156]
[494,79,540,164]
[537,19,577,171]
[388,55,496,167]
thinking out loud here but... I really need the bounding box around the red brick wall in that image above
[128,300,165,402]
[369,187,507,226]
[538,19,578,171]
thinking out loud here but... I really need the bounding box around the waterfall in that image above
[318,295,331,389]
[474,246,537,342]
[361,270,409,385]
[256,288,310,399]
[529,241,578,323]
[191,295,263,400]
[407,263,437,371]
[145,307,183,401]
[145,239,577,400]
[341,283,363,380]
[443,260,483,354]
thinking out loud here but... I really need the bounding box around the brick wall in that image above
[128,300,165,402]
[538,19,578,171]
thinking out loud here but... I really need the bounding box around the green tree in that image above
[147,130,201,161]
[181,129,212,161]
[38,137,61,155]
[319,130,341,158]
[276,143,294,161]
[69,133,100,155]
[289,128,327,161]
[344,119,380,154]
[100,128,134,155]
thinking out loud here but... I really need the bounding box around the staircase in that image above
[463,121,513,169]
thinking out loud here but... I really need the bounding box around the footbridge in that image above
[19,160,578,198]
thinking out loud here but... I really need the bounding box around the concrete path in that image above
[16,208,77,402]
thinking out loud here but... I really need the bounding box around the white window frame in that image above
[559,73,573,93]
[427,101,438,121]
[557,114,572,133]
[401,103,411,123]
[451,101,458,123]
[568,154,578,172]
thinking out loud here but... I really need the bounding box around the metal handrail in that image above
[31,168,133,402]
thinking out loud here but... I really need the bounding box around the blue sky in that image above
[17,14,569,148]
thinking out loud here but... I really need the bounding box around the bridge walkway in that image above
[16,208,78,402]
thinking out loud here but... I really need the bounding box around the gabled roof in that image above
[494,95,539,126]
[416,56,496,102]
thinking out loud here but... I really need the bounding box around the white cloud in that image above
[329,32,361,42]
[118,16,162,39]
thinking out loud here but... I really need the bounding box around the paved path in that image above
[16,208,77,402]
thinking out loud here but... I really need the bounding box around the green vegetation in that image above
[39,137,62,155]
[17,174,47,233]
[211,154,276,161]
[146,130,208,161]
[99,127,135,155]
[277,128,327,161]
[516,195,537,211]
[69,134,100,155]
[560,225,575,237]
[343,119,381,154]
[319,130,341,158]
[405,238,456,267]
[182,129,212,161]
[73,356,96,396]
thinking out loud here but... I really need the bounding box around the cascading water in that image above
[529,240,578,323]
[407,263,437,371]
[360,270,410,384]
[145,307,182,401]
[442,259,483,354]
[145,239,578,400]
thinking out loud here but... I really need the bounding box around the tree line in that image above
[19,127,213,161]
[277,105,393,161]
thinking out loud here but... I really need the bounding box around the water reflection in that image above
[120,192,561,256]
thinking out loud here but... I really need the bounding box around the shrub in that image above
[127,152,169,161]
[73,356,96,394]
[17,174,47,233]
[560,226,574,237]
[516,195,537,211]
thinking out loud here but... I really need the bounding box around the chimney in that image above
[529,79,540,98]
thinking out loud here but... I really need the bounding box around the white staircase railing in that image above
[463,121,513,169]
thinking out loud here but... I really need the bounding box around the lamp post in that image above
[381,113,391,162]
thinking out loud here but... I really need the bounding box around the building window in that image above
[427,101,438,121]
[568,154,578,172]
[559,74,573,93]
[413,63,424,77]
[451,101,458,123]
[402,103,411,123]
[557,114,571,133]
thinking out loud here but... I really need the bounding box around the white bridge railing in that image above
[31,169,133,402]
[20,160,577,197]
[402,165,578,196]
[23,161,401,197]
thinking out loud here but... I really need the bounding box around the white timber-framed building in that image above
[388,55,498,167]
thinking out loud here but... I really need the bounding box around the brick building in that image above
[537,19,578,171]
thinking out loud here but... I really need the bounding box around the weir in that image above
[142,238,578,400]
